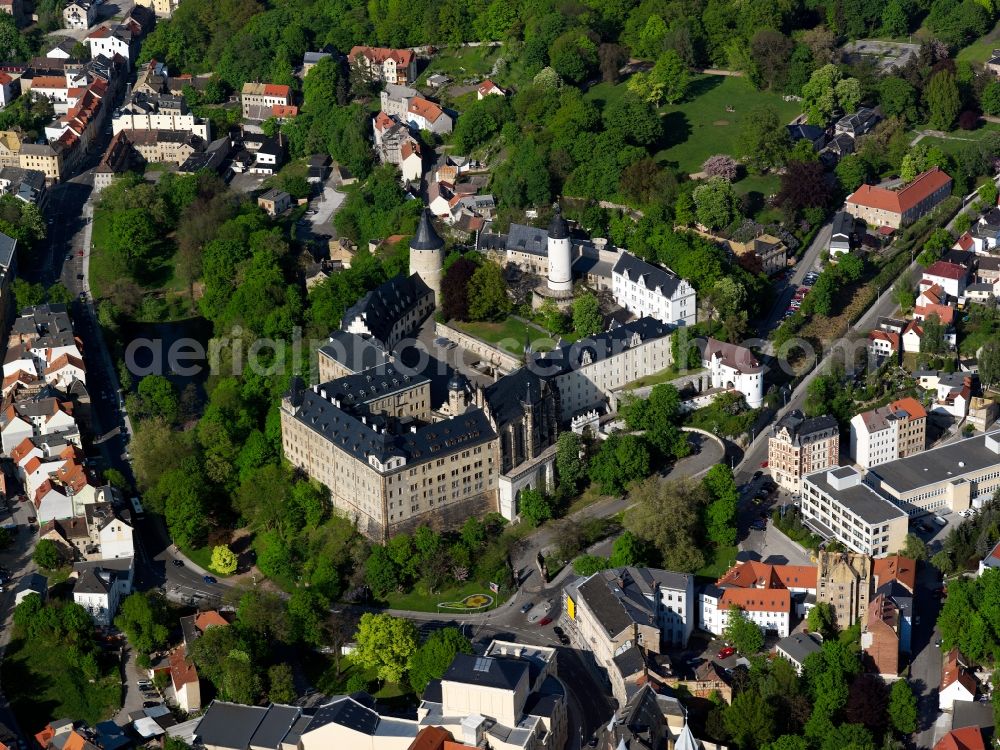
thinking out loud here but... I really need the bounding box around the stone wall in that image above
[436,322,522,373]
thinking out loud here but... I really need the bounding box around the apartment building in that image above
[348,46,417,86]
[768,410,840,491]
[800,466,909,556]
[122,129,201,165]
[240,82,292,120]
[531,318,674,422]
[18,143,63,181]
[865,430,1000,516]
[699,560,817,638]
[816,550,872,629]
[563,567,694,705]
[112,92,211,141]
[62,0,96,29]
[405,97,453,135]
[611,251,696,327]
[850,397,927,468]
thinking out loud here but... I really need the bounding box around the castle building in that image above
[546,207,572,293]
[341,273,434,351]
[408,209,444,306]
[699,338,764,409]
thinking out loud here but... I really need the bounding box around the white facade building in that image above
[546,209,573,293]
[611,251,696,327]
[700,338,764,409]
[72,557,134,627]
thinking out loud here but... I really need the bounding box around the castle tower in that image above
[409,209,444,305]
[546,204,572,293]
[448,372,469,415]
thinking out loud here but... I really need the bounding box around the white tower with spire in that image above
[409,209,445,305]
[546,204,572,293]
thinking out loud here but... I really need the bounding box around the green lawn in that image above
[90,208,186,302]
[695,544,739,581]
[621,366,704,390]
[416,46,503,86]
[305,653,409,699]
[383,579,508,613]
[451,318,557,355]
[653,75,803,174]
[2,636,120,732]
[957,21,1000,63]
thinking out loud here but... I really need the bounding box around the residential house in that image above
[914,283,956,326]
[112,90,211,141]
[168,647,201,713]
[774,632,823,674]
[399,139,422,183]
[63,0,96,30]
[787,123,827,150]
[133,0,179,18]
[302,49,334,77]
[0,130,21,167]
[72,556,134,627]
[611,251,697,327]
[845,167,953,229]
[981,539,1000,575]
[726,233,788,276]
[0,167,47,208]
[18,143,63,181]
[406,97,453,135]
[867,329,900,360]
[873,554,916,654]
[380,83,417,118]
[816,550,872,629]
[767,410,840,492]
[901,320,925,355]
[84,25,136,66]
[849,397,927,468]
[924,372,974,419]
[93,130,135,193]
[699,560,818,638]
[819,132,855,165]
[123,129,202,165]
[251,136,283,175]
[347,46,416,86]
[933,727,986,750]
[240,82,292,121]
[835,107,880,137]
[563,566,695,705]
[799,466,909,556]
[14,572,47,605]
[477,79,505,99]
[862,592,902,677]
[700,338,764,409]
[0,72,20,108]
[921,260,969,300]
[257,188,292,217]
[940,648,977,710]
[830,211,857,256]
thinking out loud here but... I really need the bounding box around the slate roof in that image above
[195,702,268,750]
[341,273,432,347]
[831,210,855,240]
[318,331,389,375]
[531,317,672,377]
[410,209,444,250]
[775,632,822,664]
[0,232,15,271]
[306,695,380,736]
[612,251,685,298]
[612,644,646,678]
[482,367,548,429]
[443,654,527,691]
[773,409,838,444]
[248,705,300,749]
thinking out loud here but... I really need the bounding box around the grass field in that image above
[652,75,803,174]
[695,544,739,581]
[957,21,1000,63]
[384,579,508,613]
[2,636,120,731]
[621,366,704,390]
[306,653,409,700]
[452,318,556,355]
[915,123,1000,157]
[416,46,503,86]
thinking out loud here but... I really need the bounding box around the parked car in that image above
[760,461,769,468]
[202,575,217,585]
[520,602,534,614]
[718,646,735,659]
[751,520,766,530]
[172,559,184,567]
[538,617,552,627]
[142,701,160,708]
[753,471,763,480]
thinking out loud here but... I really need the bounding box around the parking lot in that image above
[781,269,819,321]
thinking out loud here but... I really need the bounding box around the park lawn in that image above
[416,46,502,86]
[654,75,802,175]
[733,173,780,199]
[452,318,556,355]
[2,636,120,731]
[383,579,507,613]
[957,21,1000,63]
[694,544,739,581]
[177,541,233,577]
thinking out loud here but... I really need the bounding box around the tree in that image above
[407,627,473,693]
[33,539,60,569]
[353,613,418,683]
[724,605,765,654]
[899,532,928,561]
[703,155,739,181]
[919,313,946,355]
[738,107,791,173]
[881,0,909,37]
[137,375,180,423]
[625,477,706,571]
[556,432,586,491]
[589,434,651,496]
[724,689,775,749]
[107,208,160,273]
[267,663,296,704]
[749,29,793,90]
[573,554,611,575]
[926,70,961,131]
[846,673,890,737]
[703,465,739,547]
[807,601,836,638]
[602,93,662,147]
[888,679,918,734]
[519,488,554,527]
[983,81,1000,116]
[572,293,603,337]
[440,257,477,321]
[879,77,918,123]
[610,531,646,567]
[981,180,999,208]
[115,592,169,654]
[467,261,512,321]
[649,50,690,105]
[980,340,1000,390]
[775,160,831,217]
[693,177,739,229]
[548,31,597,84]
[210,544,238,575]
[802,65,861,125]
[835,155,870,193]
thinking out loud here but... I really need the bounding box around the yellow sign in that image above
[566,595,575,620]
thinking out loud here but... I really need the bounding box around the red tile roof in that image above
[169,648,198,689]
[31,75,67,89]
[847,167,952,216]
[720,587,790,613]
[348,46,414,66]
[271,104,298,118]
[477,79,502,96]
[915,302,955,326]
[407,97,443,123]
[924,260,968,281]
[194,610,229,631]
[956,232,974,251]
[888,397,926,421]
[934,726,986,750]
[868,329,900,350]
[873,554,916,593]
[374,111,394,132]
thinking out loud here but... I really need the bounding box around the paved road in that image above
[912,563,946,749]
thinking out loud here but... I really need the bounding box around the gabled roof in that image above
[719,587,790,613]
[924,260,968,281]
[347,46,414,66]
[612,251,685,299]
[873,554,916,593]
[868,329,900,350]
[934,726,986,750]
[701,337,762,374]
[847,167,952,216]
[407,97,444,123]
